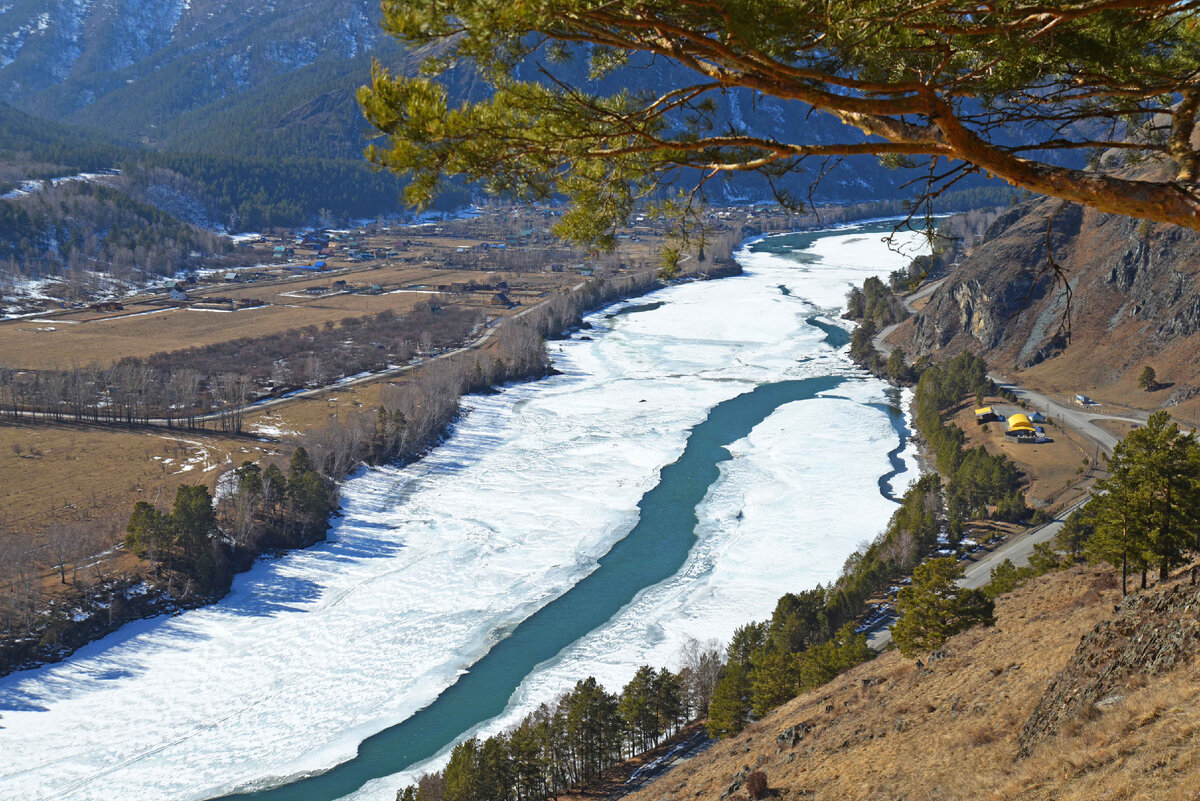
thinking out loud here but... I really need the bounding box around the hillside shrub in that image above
[746,771,769,800]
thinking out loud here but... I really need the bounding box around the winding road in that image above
[2,281,591,433]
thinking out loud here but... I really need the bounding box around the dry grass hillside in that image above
[633,565,1200,801]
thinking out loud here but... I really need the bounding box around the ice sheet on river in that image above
[0,226,925,801]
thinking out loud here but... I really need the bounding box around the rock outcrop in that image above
[908,185,1200,398]
[1018,575,1200,755]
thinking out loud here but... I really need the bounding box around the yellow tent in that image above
[974,407,993,416]
[1007,413,1036,433]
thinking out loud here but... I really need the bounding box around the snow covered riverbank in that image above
[0,223,926,801]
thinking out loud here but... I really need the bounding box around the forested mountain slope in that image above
[0,0,985,207]
[0,0,381,133]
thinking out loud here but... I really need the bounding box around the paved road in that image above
[860,282,1157,651]
[4,280,594,432]
[989,374,1147,455]
[872,277,946,357]
[863,381,1125,651]
[0,322,507,432]
[866,493,1088,649]
[611,731,714,800]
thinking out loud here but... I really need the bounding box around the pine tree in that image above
[706,661,752,738]
[124,500,174,573]
[443,739,480,801]
[892,558,994,657]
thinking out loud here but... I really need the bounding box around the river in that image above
[0,222,926,801]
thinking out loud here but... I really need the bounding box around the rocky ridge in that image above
[902,183,1200,413]
[1018,573,1200,755]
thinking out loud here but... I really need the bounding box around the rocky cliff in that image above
[905,183,1200,411]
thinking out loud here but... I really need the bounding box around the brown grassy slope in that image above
[632,566,1200,801]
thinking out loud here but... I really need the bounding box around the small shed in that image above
[974,406,998,424]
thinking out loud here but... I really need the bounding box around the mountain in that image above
[0,0,380,133]
[0,0,1004,208]
[895,155,1200,423]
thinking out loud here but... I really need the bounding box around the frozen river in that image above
[0,223,926,801]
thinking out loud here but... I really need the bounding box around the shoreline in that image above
[0,260,743,679]
[0,221,931,801]
[208,231,922,801]
[0,220,916,801]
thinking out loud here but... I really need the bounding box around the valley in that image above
[5,4,1200,801]
[0,224,923,801]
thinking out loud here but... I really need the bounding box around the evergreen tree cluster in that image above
[124,485,231,600]
[891,558,995,657]
[702,456,972,736]
[126,151,448,231]
[398,668,698,801]
[844,277,904,330]
[703,471,947,737]
[914,352,1027,537]
[220,448,333,553]
[126,448,333,601]
[0,181,234,280]
[1076,412,1200,594]
[707,619,872,737]
[980,544,1063,602]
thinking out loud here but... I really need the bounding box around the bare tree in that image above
[677,636,724,719]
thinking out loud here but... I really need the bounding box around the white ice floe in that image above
[0,223,926,801]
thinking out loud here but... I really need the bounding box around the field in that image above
[0,424,273,530]
[0,207,708,613]
[0,259,582,370]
